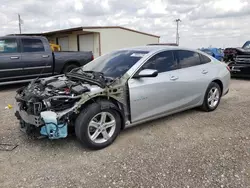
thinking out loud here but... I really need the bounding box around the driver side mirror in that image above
[133,69,158,78]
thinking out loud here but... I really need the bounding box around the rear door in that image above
[0,38,22,82]
[174,50,212,107]
[20,38,53,78]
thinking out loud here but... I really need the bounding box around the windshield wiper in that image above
[66,72,106,88]
[70,67,91,77]
[72,68,105,78]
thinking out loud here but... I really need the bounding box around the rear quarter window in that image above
[200,54,211,64]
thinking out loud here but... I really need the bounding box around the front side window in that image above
[141,51,178,73]
[81,50,149,78]
[177,50,201,68]
[0,39,18,53]
[21,39,45,52]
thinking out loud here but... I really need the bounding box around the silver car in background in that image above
[15,45,231,149]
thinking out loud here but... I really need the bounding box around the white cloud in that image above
[74,0,83,10]
[0,0,249,49]
[68,18,82,25]
[213,0,248,12]
[45,21,54,28]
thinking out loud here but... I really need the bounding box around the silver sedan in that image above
[15,45,231,149]
[75,45,231,149]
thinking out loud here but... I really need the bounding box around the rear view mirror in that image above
[133,69,158,78]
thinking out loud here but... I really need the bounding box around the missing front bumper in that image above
[15,103,68,139]
[15,102,43,127]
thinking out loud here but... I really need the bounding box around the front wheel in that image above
[75,102,121,150]
[201,82,222,112]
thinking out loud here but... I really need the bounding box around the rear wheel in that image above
[75,102,121,150]
[201,82,221,112]
[63,64,78,74]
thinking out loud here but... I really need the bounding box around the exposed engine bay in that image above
[15,70,126,139]
[16,76,89,114]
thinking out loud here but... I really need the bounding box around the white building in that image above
[44,26,160,58]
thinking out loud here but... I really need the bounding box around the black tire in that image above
[63,64,78,74]
[75,101,121,150]
[201,82,222,112]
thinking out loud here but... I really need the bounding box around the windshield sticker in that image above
[130,53,147,57]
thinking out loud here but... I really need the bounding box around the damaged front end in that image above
[14,71,111,139]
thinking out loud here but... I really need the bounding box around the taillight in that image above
[91,55,94,60]
[226,65,231,71]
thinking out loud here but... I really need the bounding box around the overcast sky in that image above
[1,0,249,48]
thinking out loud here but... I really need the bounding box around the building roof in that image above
[43,26,160,38]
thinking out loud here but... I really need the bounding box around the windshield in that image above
[80,50,149,78]
[242,41,250,49]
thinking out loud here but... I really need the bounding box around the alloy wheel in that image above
[207,87,220,108]
[88,112,116,144]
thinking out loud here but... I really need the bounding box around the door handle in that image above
[42,55,50,58]
[10,56,19,59]
[202,70,208,74]
[170,75,179,81]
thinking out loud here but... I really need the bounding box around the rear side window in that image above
[200,54,211,64]
[177,50,201,68]
[0,39,18,53]
[142,51,178,73]
[21,39,45,52]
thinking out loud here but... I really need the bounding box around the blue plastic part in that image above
[40,111,68,139]
[40,123,68,139]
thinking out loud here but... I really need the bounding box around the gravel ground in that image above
[0,79,250,188]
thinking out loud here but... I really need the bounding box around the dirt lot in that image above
[0,79,250,188]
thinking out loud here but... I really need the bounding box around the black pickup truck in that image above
[224,41,250,77]
[0,36,93,85]
[224,41,250,62]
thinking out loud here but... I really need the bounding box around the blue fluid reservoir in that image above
[40,111,68,139]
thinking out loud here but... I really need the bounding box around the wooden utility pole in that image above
[175,19,181,46]
[18,14,22,34]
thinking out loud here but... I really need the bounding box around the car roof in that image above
[118,45,202,54]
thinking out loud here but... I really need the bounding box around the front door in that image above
[128,50,182,123]
[0,38,22,82]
